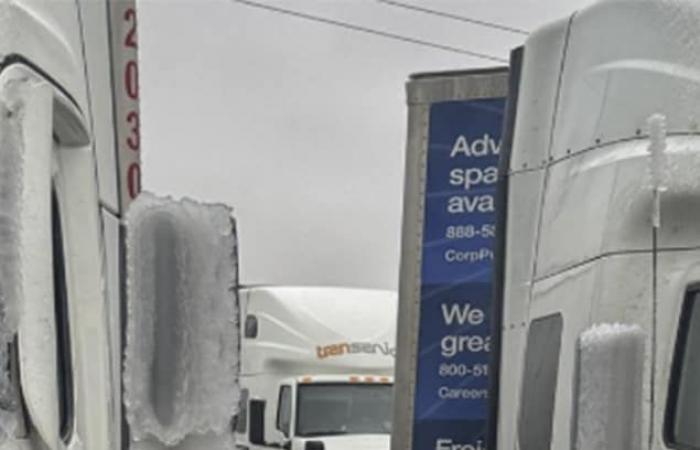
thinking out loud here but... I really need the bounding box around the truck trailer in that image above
[235,286,397,450]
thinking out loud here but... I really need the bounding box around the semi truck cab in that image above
[235,287,397,450]
[263,375,393,450]
[491,0,700,449]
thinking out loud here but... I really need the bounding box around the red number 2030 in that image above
[123,6,141,199]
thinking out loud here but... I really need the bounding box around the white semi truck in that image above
[0,1,142,449]
[0,1,241,450]
[490,0,700,449]
[392,1,700,449]
[234,286,397,450]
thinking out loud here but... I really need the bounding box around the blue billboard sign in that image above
[412,98,505,450]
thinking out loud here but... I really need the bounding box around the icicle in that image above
[647,114,668,228]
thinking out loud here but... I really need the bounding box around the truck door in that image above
[0,57,115,449]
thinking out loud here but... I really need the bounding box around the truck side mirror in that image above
[249,399,266,445]
[305,441,325,450]
[124,194,239,445]
[573,324,644,450]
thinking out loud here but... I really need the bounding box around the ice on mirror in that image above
[124,192,240,446]
[576,323,645,450]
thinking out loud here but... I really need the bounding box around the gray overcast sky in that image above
[138,0,591,290]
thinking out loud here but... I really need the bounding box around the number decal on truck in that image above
[125,61,139,100]
[126,111,140,151]
[111,1,142,212]
[124,8,138,49]
[127,164,141,199]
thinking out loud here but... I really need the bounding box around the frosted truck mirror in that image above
[573,324,645,450]
[123,193,240,446]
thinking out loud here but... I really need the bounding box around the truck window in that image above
[296,383,393,437]
[245,315,258,339]
[249,399,266,445]
[277,386,292,437]
[667,290,700,448]
[518,314,563,450]
[235,388,249,433]
[52,191,74,442]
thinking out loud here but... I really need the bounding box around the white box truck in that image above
[490,0,700,449]
[234,286,397,450]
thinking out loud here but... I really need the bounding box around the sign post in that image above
[392,69,508,450]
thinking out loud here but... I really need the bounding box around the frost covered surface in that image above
[124,192,239,445]
[0,81,32,444]
[653,0,700,105]
[647,137,700,194]
[0,81,26,348]
[576,323,645,450]
[130,433,236,450]
[647,114,668,190]
[596,0,700,125]
[647,114,668,228]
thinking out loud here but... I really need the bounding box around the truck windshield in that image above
[296,383,392,437]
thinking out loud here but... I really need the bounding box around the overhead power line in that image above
[231,0,509,63]
[377,0,529,36]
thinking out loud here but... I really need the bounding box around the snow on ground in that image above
[124,193,239,446]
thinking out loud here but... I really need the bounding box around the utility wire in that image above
[231,0,509,63]
[377,0,529,35]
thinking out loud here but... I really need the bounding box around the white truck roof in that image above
[239,286,397,377]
